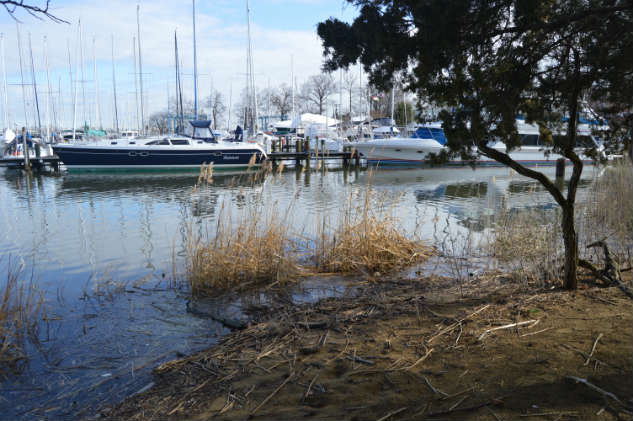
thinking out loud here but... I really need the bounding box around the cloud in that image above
[0,0,354,129]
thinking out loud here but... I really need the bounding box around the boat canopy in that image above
[412,126,447,145]
[189,120,212,128]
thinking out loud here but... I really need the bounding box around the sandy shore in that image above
[104,271,633,420]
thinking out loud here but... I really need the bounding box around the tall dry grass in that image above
[0,262,44,373]
[314,183,432,275]
[490,203,562,283]
[582,160,633,245]
[489,160,633,284]
[186,197,303,294]
[186,166,432,294]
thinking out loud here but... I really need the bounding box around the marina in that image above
[0,0,631,420]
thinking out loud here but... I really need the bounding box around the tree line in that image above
[148,72,418,134]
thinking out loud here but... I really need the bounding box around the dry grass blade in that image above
[0,261,44,374]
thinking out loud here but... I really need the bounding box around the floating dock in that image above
[0,155,62,171]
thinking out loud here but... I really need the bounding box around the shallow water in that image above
[0,164,600,419]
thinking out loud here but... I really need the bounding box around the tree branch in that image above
[1,0,68,24]
[477,142,567,207]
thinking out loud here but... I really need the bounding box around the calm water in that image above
[0,164,599,419]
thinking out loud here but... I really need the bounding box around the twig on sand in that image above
[520,327,552,337]
[346,353,376,365]
[376,406,408,421]
[251,372,295,415]
[428,305,490,343]
[584,333,603,366]
[427,397,504,417]
[423,376,448,397]
[485,405,503,421]
[403,348,434,371]
[167,378,212,415]
[565,376,625,406]
[478,320,538,341]
[449,395,468,411]
[302,374,319,402]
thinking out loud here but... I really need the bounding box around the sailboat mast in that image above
[133,36,139,133]
[44,36,52,142]
[291,55,294,120]
[67,39,73,130]
[227,81,232,131]
[246,0,257,135]
[1,33,9,129]
[79,20,86,127]
[16,23,28,129]
[174,30,184,133]
[136,4,145,134]
[192,0,198,120]
[72,25,80,141]
[111,35,119,133]
[28,32,42,137]
[93,36,102,129]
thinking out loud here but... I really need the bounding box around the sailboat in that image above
[51,3,267,171]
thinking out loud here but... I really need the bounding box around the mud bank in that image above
[104,273,632,420]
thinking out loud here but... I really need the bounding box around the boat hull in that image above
[355,139,597,166]
[52,144,266,171]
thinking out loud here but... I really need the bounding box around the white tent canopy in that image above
[274,113,340,130]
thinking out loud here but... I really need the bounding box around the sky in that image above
[0,0,361,131]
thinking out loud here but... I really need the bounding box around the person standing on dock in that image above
[234,125,243,142]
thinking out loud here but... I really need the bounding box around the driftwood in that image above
[579,241,633,299]
[478,320,539,341]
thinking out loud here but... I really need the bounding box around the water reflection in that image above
[0,164,600,419]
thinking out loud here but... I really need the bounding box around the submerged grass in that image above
[0,262,44,374]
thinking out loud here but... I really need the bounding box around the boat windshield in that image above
[183,121,216,141]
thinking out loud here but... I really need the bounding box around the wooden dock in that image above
[0,155,61,171]
[267,138,362,168]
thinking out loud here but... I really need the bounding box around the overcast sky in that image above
[0,0,360,130]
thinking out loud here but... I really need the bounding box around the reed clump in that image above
[491,204,562,283]
[0,263,44,374]
[584,159,633,243]
[314,186,432,275]
[187,199,302,295]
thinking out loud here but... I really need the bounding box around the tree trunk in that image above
[561,203,578,290]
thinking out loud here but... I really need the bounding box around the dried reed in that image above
[0,262,44,373]
[186,197,303,295]
[314,182,432,275]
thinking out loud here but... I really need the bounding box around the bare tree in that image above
[271,84,292,119]
[148,111,169,134]
[300,74,336,115]
[342,71,357,115]
[2,0,68,23]
[205,90,226,129]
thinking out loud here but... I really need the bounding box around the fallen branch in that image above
[428,305,490,343]
[565,376,625,406]
[478,320,538,341]
[427,397,504,417]
[423,376,448,397]
[251,372,295,415]
[376,406,408,421]
[584,333,603,366]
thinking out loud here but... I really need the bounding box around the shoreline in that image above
[103,270,633,420]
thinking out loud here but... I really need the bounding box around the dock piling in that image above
[21,127,31,172]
